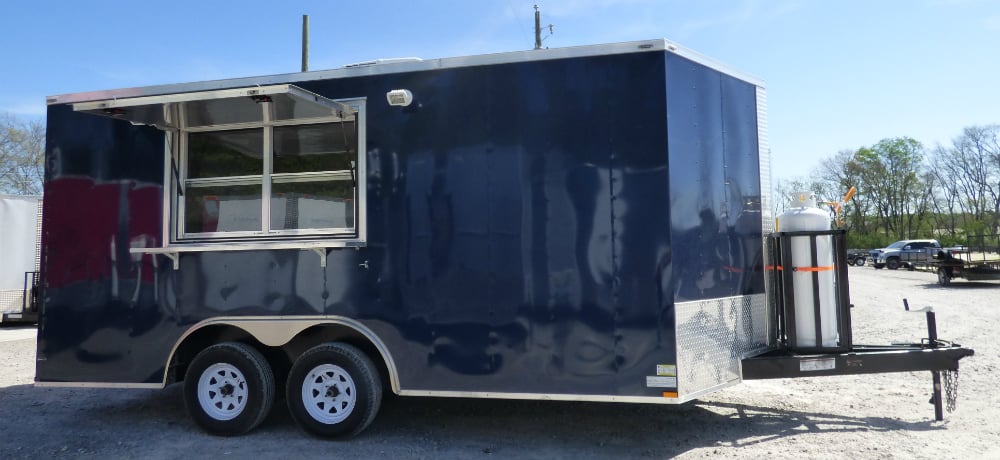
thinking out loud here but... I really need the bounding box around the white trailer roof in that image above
[47,39,764,106]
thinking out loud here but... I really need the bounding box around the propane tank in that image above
[777,191,838,348]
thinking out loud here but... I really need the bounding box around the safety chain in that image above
[943,369,960,413]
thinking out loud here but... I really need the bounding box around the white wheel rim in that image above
[197,363,249,421]
[301,364,357,424]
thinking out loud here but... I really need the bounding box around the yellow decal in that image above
[656,364,677,377]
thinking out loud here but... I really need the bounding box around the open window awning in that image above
[73,84,354,130]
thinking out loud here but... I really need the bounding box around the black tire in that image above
[938,268,952,286]
[873,263,884,269]
[886,258,900,270]
[286,343,383,439]
[184,342,275,436]
[855,257,866,267]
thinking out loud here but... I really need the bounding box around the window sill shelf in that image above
[130,240,365,269]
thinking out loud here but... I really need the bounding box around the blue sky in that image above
[3,0,998,181]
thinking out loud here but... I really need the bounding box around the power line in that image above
[506,0,530,39]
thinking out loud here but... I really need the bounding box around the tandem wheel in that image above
[285,342,383,439]
[183,342,275,436]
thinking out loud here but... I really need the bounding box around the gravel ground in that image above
[0,266,996,459]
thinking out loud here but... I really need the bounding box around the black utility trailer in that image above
[926,235,1000,286]
[846,249,867,266]
[36,39,972,438]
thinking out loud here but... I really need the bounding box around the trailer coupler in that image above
[741,304,974,421]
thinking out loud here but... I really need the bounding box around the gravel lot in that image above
[1,266,997,459]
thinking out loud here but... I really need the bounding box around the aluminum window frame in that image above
[171,99,366,243]
[72,85,369,250]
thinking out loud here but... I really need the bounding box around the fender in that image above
[163,316,400,391]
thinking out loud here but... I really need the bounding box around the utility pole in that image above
[301,15,310,72]
[534,5,542,50]
[533,5,553,50]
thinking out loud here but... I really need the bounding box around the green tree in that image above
[854,137,925,239]
[817,149,870,233]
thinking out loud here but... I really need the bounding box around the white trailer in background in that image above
[0,195,42,323]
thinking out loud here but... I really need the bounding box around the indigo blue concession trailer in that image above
[36,39,972,438]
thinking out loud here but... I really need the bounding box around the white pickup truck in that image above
[869,239,946,270]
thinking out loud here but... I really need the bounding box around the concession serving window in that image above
[73,85,367,268]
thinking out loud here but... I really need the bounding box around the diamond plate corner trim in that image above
[756,86,772,234]
[675,294,769,399]
[755,86,778,348]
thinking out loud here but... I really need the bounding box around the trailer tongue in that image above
[743,314,974,421]
[743,229,974,421]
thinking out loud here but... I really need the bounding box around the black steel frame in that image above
[771,230,853,353]
[23,271,39,314]
[744,231,975,421]
[0,271,39,324]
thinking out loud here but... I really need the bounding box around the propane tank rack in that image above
[770,229,853,353]
[742,230,975,421]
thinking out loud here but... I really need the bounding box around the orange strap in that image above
[764,265,783,271]
[793,265,835,272]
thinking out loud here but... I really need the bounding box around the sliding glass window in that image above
[177,101,362,241]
